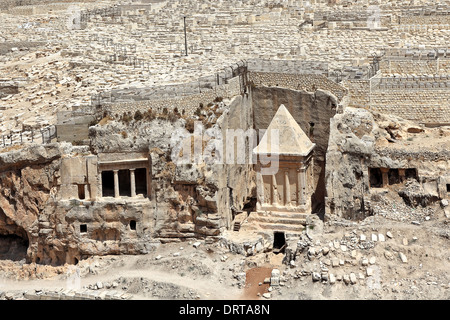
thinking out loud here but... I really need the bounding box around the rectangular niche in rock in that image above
[101,171,115,197]
[369,168,383,188]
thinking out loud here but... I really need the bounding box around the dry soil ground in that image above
[0,212,449,300]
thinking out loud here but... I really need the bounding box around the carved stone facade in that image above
[247,105,315,234]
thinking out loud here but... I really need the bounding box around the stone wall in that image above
[103,76,242,117]
[342,79,370,109]
[380,48,450,75]
[369,89,450,124]
[1,0,96,13]
[399,15,450,25]
[247,59,329,76]
[344,71,450,125]
[249,72,348,101]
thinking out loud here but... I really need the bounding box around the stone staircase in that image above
[243,211,307,235]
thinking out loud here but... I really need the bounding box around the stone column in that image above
[284,169,290,206]
[130,169,136,197]
[298,167,307,206]
[272,174,278,206]
[399,169,406,183]
[256,168,264,211]
[113,170,119,198]
[297,168,301,206]
[380,168,389,187]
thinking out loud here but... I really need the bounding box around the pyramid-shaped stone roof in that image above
[253,104,315,157]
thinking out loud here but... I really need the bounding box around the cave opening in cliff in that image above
[0,209,29,262]
[130,220,136,231]
[0,233,29,262]
[273,231,286,254]
[135,168,147,195]
[447,184,450,193]
[119,169,131,197]
[369,168,383,188]
[101,170,115,197]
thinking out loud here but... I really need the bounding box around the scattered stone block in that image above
[332,258,340,267]
[312,272,321,282]
[329,273,336,284]
[350,273,357,284]
[271,269,280,286]
[385,251,394,261]
[399,252,408,263]
[343,274,350,284]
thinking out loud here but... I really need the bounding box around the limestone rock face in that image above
[0,93,259,264]
[325,107,450,219]
[0,144,65,263]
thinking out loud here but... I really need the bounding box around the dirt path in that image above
[0,251,244,300]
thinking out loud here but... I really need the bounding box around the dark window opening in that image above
[447,184,450,193]
[80,224,87,233]
[119,169,131,197]
[273,231,286,254]
[78,184,85,200]
[405,168,418,180]
[388,169,400,185]
[369,168,382,188]
[130,220,136,231]
[309,122,315,137]
[135,168,147,195]
[101,171,115,197]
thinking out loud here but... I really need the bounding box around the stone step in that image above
[256,222,306,233]
[253,211,308,219]
[248,215,306,226]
